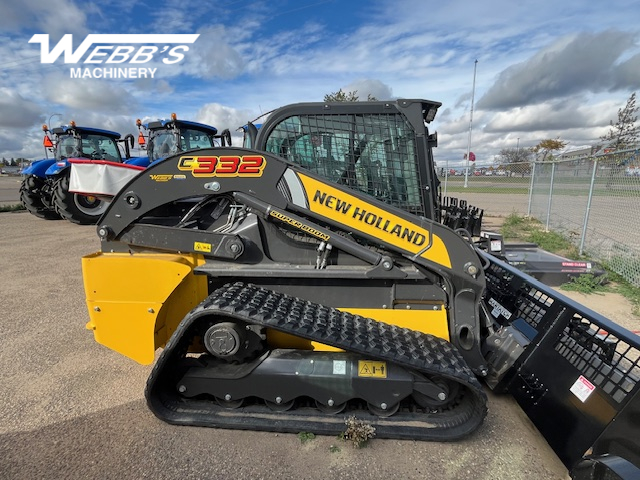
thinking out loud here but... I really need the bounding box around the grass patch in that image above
[297,432,316,444]
[502,213,640,317]
[444,186,529,195]
[500,212,526,238]
[527,229,579,258]
[500,212,579,258]
[602,270,640,317]
[0,203,25,212]
[443,176,532,184]
[560,274,609,294]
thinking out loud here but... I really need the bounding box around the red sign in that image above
[469,152,476,162]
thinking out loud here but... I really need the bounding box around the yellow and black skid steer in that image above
[82,100,640,479]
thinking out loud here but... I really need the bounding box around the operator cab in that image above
[51,125,122,162]
[145,118,222,163]
[251,100,442,219]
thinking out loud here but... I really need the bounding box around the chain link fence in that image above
[529,150,640,286]
[439,162,535,218]
[439,151,640,286]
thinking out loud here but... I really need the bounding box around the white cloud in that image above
[0,0,87,37]
[195,103,256,140]
[341,80,393,100]
[180,25,247,79]
[0,88,44,128]
[477,31,639,110]
[44,74,138,113]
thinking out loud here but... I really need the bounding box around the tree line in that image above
[2,158,28,166]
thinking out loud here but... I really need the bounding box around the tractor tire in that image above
[53,172,109,225]
[19,175,61,220]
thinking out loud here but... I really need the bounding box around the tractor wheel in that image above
[53,172,109,225]
[19,175,61,220]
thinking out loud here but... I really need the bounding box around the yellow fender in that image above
[83,252,207,365]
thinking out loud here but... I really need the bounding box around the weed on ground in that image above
[0,203,25,213]
[297,432,316,444]
[340,416,375,448]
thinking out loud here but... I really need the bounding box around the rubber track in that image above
[146,282,488,441]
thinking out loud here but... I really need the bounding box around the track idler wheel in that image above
[265,398,295,411]
[367,402,400,417]
[215,395,244,409]
[315,399,347,415]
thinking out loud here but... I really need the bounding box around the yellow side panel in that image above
[82,252,207,365]
[341,308,450,341]
[267,307,449,352]
[296,174,452,269]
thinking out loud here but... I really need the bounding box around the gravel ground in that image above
[0,175,22,206]
[0,211,575,480]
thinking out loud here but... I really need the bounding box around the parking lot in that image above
[0,175,22,207]
[0,210,574,480]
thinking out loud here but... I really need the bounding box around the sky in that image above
[1,0,640,167]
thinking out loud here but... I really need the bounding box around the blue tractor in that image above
[20,122,136,224]
[69,114,230,205]
[138,114,231,164]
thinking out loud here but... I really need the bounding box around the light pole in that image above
[464,60,478,188]
[43,113,62,159]
[48,113,62,127]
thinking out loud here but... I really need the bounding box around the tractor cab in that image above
[138,114,231,165]
[50,124,123,163]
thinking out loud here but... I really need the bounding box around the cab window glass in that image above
[56,135,81,159]
[180,129,214,150]
[81,134,120,161]
[264,113,423,213]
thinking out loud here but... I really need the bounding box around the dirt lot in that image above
[0,175,22,206]
[0,211,637,479]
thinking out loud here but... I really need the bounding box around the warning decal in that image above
[194,242,212,253]
[358,360,387,378]
[570,375,596,403]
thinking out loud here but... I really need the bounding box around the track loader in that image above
[82,100,640,479]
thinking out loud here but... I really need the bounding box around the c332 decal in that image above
[177,155,266,177]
